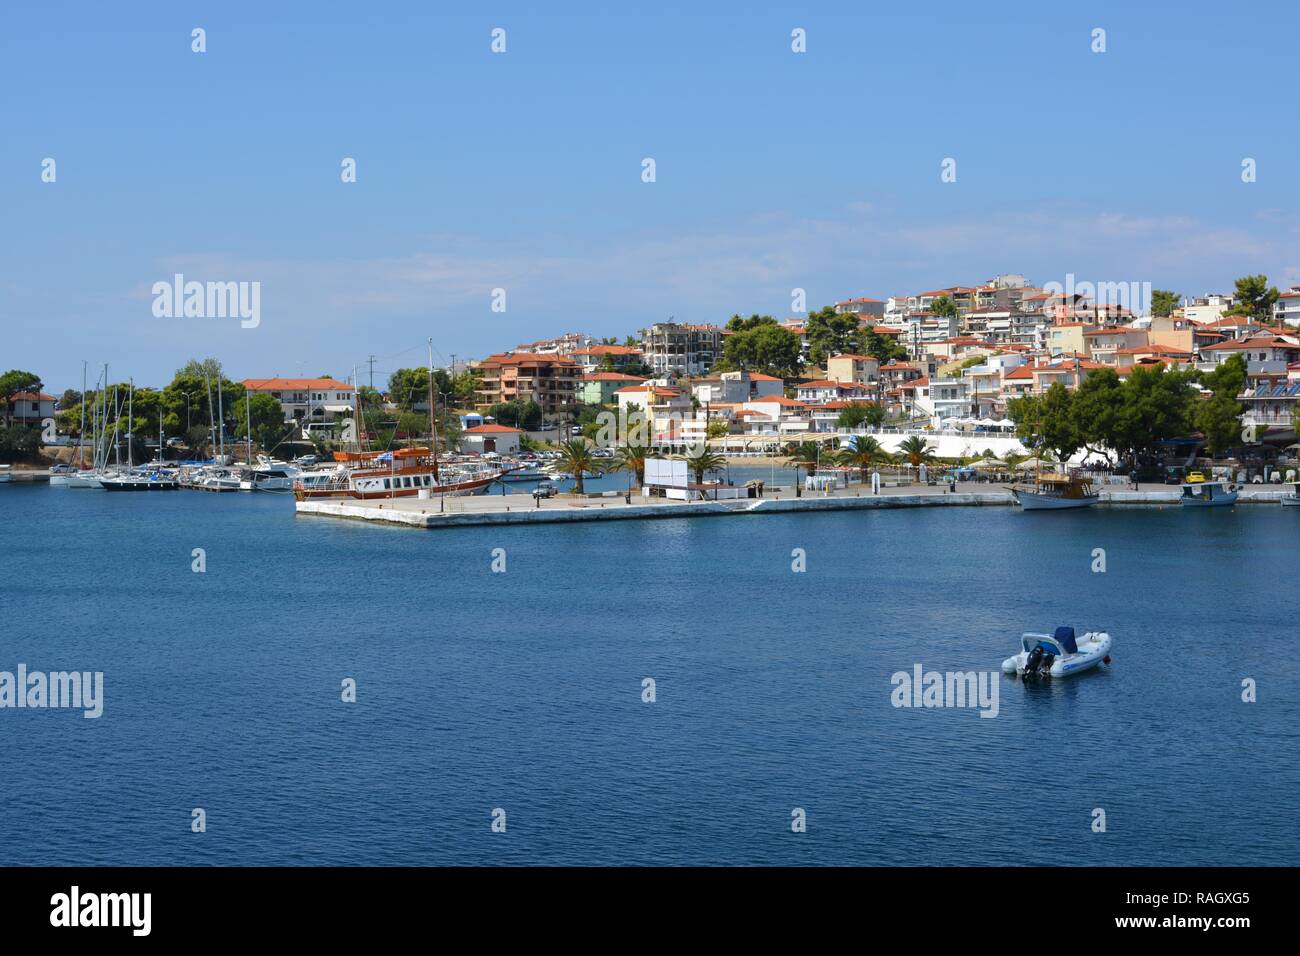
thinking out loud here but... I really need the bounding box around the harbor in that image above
[295,480,1296,528]
[3,482,1295,867]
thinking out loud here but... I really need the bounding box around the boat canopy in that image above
[1021,633,1064,656]
[1054,626,1078,654]
[1020,629,1077,655]
[332,448,429,462]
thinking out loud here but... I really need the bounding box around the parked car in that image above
[1185,471,1206,484]
[166,437,186,448]
[295,455,320,466]
[533,481,557,499]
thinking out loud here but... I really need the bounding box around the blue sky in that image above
[3,1,1299,391]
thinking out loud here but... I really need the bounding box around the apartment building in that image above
[833,296,886,319]
[1084,328,1150,366]
[570,344,646,373]
[1184,294,1235,324]
[825,353,880,388]
[474,353,582,416]
[639,322,724,376]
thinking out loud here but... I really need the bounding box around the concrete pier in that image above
[294,484,1293,529]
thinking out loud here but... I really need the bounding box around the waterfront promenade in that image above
[295,482,1293,529]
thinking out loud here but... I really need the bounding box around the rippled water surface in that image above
[1,483,1296,865]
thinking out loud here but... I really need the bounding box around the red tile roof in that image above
[243,378,353,391]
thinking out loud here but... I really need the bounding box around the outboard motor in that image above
[1036,652,1056,679]
[1022,646,1055,679]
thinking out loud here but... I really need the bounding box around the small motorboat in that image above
[1282,482,1300,507]
[1002,627,1112,679]
[1180,479,1238,507]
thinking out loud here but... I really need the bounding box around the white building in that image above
[1184,294,1235,324]
[1274,287,1300,327]
[241,377,356,428]
[460,423,521,455]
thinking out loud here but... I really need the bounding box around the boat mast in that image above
[216,373,225,462]
[111,385,120,467]
[127,378,134,469]
[78,361,87,469]
[204,371,215,461]
[245,391,252,465]
[428,338,440,482]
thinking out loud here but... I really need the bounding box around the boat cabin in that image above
[1180,480,1235,503]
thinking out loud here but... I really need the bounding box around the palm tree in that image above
[785,440,822,485]
[681,446,727,485]
[611,441,650,486]
[897,435,936,468]
[556,438,597,495]
[838,435,887,482]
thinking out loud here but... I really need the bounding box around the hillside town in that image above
[3,272,1299,490]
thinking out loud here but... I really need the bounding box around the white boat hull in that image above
[1012,488,1098,510]
[1181,492,1238,507]
[1003,631,1112,678]
[1280,495,1299,507]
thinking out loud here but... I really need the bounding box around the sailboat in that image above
[66,364,108,488]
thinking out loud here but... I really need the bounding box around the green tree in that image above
[1070,367,1125,461]
[489,399,542,430]
[836,402,885,429]
[1195,353,1247,455]
[855,327,908,364]
[1151,289,1180,318]
[1226,274,1280,322]
[611,442,650,485]
[681,447,726,485]
[0,425,41,463]
[838,435,888,480]
[0,370,43,427]
[1009,384,1079,462]
[232,392,290,454]
[722,315,803,377]
[387,368,433,411]
[160,360,245,438]
[1110,364,1198,465]
[785,440,823,480]
[930,295,959,319]
[1199,352,1248,398]
[804,306,860,367]
[555,439,597,494]
[897,435,936,468]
